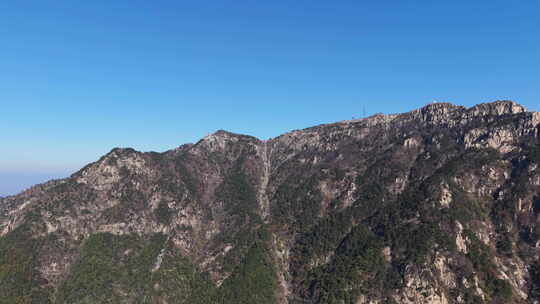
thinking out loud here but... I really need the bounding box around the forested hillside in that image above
[1,101,540,303]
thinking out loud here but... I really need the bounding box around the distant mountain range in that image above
[1,100,540,303]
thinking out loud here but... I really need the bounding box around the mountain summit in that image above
[1,101,540,303]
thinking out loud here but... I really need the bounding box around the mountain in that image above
[1,100,540,304]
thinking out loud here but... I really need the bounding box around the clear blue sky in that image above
[1,1,539,195]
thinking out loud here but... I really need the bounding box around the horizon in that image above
[1,1,539,195]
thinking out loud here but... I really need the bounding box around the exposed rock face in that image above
[1,100,540,304]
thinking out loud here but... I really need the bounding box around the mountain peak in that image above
[468,100,528,116]
[408,102,464,124]
[420,102,462,111]
[185,130,262,158]
[204,129,259,140]
[198,130,259,148]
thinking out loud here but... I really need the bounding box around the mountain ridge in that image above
[61,100,536,159]
[1,100,540,304]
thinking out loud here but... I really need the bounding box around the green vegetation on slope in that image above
[0,216,53,304]
[219,239,278,304]
[303,224,385,304]
[56,233,217,304]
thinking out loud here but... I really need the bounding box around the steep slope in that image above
[1,100,540,304]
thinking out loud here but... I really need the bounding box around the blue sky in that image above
[1,1,539,195]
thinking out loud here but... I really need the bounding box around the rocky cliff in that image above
[1,100,540,304]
